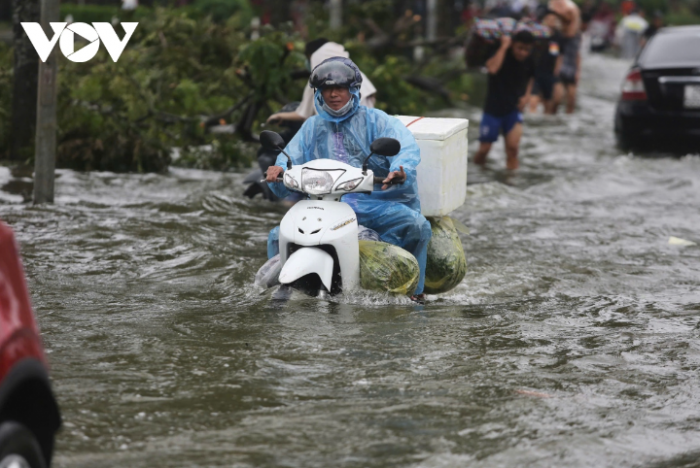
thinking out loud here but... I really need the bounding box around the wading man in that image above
[474,30,535,170]
[529,13,564,115]
[549,0,582,114]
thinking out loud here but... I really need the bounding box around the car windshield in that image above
[640,32,700,67]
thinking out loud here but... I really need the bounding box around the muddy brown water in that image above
[1,54,700,467]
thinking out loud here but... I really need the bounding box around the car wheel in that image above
[615,129,639,152]
[0,422,46,468]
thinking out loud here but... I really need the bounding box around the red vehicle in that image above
[0,221,61,468]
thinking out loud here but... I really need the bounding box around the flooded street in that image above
[2,54,700,467]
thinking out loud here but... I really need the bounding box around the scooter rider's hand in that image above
[266,165,284,183]
[382,166,406,190]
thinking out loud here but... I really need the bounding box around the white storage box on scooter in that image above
[394,116,469,217]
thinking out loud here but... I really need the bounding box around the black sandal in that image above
[410,294,426,304]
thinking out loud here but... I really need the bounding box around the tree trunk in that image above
[0,0,12,22]
[267,0,290,27]
[329,0,342,29]
[11,0,40,162]
[437,0,459,37]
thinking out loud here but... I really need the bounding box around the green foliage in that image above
[309,2,473,116]
[238,29,305,102]
[174,138,257,171]
[636,0,669,13]
[366,54,427,115]
[19,7,286,172]
[1,4,475,173]
[60,4,120,23]
[189,0,253,24]
[344,0,396,35]
[59,4,152,23]
[348,41,472,115]
[60,1,253,25]
[666,10,700,25]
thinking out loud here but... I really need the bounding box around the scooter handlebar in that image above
[260,174,396,188]
[260,174,284,183]
[374,176,403,185]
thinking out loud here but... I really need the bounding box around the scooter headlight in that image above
[336,177,364,192]
[301,169,345,195]
[284,172,299,189]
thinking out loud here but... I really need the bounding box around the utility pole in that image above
[426,0,437,42]
[329,0,342,30]
[10,0,40,162]
[33,0,59,204]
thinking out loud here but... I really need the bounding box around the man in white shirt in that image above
[267,39,377,124]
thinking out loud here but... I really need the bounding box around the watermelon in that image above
[423,217,467,294]
[359,240,419,295]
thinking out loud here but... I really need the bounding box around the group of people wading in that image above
[476,0,583,170]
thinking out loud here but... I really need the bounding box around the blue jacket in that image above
[268,88,422,213]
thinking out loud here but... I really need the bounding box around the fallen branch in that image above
[202,92,254,127]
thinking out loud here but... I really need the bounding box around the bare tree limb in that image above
[202,92,254,126]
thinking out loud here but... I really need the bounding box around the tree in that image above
[267,0,291,26]
[11,0,39,162]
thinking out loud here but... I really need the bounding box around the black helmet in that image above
[309,57,363,90]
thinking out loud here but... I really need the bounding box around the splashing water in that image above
[2,54,700,468]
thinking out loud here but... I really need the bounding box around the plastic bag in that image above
[359,240,419,295]
[472,17,553,40]
[255,254,282,289]
[423,217,467,294]
[358,225,381,241]
[467,17,553,68]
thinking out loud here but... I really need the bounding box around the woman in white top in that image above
[267,39,377,124]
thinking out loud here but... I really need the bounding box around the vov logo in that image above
[21,22,138,63]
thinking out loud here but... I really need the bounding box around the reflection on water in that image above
[1,54,700,468]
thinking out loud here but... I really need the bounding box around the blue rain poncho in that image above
[267,88,432,295]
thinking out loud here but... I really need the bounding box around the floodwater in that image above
[2,54,700,468]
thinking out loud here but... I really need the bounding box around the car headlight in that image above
[301,169,345,195]
[336,177,364,192]
[284,172,299,189]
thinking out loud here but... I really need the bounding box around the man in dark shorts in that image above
[558,32,581,114]
[474,30,535,170]
[548,0,581,114]
[530,12,564,114]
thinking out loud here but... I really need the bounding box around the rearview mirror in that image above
[370,138,401,157]
[260,130,293,169]
[260,130,285,151]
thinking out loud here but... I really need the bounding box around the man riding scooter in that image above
[265,58,431,301]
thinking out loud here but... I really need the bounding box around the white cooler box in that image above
[394,116,469,217]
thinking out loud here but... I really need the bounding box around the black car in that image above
[615,26,700,150]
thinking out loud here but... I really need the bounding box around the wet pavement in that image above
[1,53,700,467]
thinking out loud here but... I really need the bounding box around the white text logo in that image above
[21,22,138,63]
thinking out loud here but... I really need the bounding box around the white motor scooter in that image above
[259,130,401,298]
